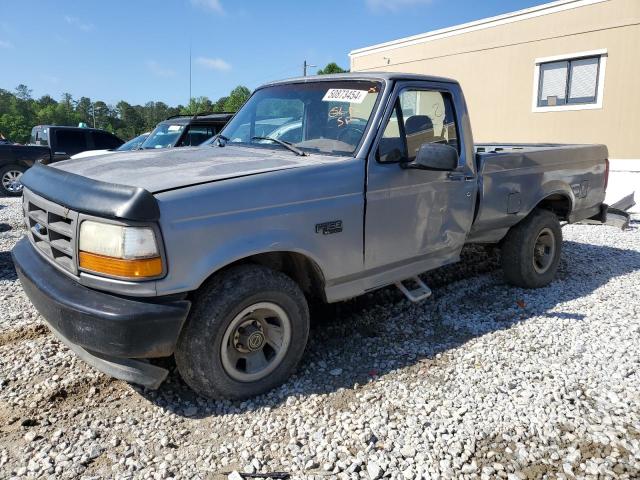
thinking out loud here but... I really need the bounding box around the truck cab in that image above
[30,125,124,161]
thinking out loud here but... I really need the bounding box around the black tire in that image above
[501,209,562,288]
[175,264,310,400]
[0,165,26,196]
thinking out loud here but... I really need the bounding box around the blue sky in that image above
[1,0,545,106]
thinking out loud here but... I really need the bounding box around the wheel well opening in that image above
[219,252,326,302]
[537,194,571,220]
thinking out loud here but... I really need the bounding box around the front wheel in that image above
[176,265,310,400]
[501,209,562,288]
[0,165,26,196]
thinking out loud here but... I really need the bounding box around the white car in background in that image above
[71,132,149,159]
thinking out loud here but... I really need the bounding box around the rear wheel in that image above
[176,264,310,400]
[501,209,562,288]
[0,165,26,196]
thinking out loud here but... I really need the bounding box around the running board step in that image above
[395,276,432,303]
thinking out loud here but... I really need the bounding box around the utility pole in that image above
[303,60,316,77]
[189,42,192,112]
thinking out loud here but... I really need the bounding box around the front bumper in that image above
[11,237,191,389]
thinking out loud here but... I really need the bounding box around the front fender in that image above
[154,160,366,296]
[189,229,327,290]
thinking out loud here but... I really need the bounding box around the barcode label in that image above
[322,89,368,104]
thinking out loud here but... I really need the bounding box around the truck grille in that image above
[23,189,79,275]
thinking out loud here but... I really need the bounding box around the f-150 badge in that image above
[315,220,343,235]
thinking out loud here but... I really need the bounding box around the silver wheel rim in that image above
[2,170,23,194]
[221,302,292,382]
[533,227,556,274]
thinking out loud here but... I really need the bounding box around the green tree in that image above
[317,62,348,75]
[75,96,94,126]
[92,101,110,129]
[223,86,250,112]
[213,96,229,112]
[116,101,145,139]
[0,83,253,143]
[14,84,32,101]
[182,96,214,115]
[37,94,57,109]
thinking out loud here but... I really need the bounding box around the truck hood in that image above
[52,145,337,193]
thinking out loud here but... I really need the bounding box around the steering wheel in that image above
[336,124,365,145]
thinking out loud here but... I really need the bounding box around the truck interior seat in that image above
[405,115,436,159]
[405,115,433,135]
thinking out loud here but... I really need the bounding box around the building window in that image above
[532,49,607,112]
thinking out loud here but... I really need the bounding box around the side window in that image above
[177,126,214,147]
[92,132,122,150]
[378,89,459,163]
[55,130,88,155]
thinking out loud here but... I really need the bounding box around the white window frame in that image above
[531,49,607,112]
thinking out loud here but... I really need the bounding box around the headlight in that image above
[79,220,163,279]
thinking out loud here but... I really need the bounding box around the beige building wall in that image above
[350,0,640,207]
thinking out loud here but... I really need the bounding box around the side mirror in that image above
[403,143,459,171]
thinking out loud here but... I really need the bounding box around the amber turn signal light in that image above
[79,251,163,279]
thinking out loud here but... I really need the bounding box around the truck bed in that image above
[467,143,608,243]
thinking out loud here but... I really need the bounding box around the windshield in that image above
[117,132,149,151]
[215,80,381,156]
[141,124,184,149]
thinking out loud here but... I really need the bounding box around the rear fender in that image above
[525,181,575,219]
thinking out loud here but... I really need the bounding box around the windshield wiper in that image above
[251,136,307,156]
[210,133,229,147]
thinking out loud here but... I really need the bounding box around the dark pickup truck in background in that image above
[0,125,124,196]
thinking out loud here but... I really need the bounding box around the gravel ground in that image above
[0,195,639,480]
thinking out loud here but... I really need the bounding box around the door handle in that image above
[447,172,474,181]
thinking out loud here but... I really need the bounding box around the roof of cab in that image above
[31,125,116,133]
[259,72,458,88]
[160,113,234,125]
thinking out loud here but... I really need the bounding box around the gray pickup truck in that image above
[12,73,620,400]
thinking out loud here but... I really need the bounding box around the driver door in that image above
[364,82,476,279]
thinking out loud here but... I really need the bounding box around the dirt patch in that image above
[0,323,47,347]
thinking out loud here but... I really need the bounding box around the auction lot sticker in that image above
[322,89,368,104]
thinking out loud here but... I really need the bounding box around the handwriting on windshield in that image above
[328,106,352,128]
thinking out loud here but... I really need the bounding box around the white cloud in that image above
[64,15,94,32]
[195,56,231,72]
[366,0,433,13]
[190,0,224,14]
[146,60,176,78]
[0,39,12,49]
